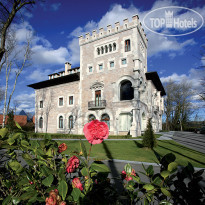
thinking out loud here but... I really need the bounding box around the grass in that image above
[59,140,205,168]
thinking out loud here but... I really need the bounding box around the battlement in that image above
[79,14,148,46]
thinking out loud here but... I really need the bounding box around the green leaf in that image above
[90,162,110,173]
[81,167,89,176]
[146,165,154,176]
[42,174,54,187]
[168,162,178,172]
[161,188,171,197]
[30,140,40,149]
[7,137,15,145]
[12,197,20,204]
[0,128,8,138]
[15,121,22,130]
[21,140,30,147]
[8,161,22,173]
[143,184,155,191]
[159,200,173,205]
[71,188,81,202]
[80,140,87,160]
[2,195,11,205]
[58,180,68,200]
[20,191,37,201]
[132,175,141,183]
[124,163,132,174]
[161,171,170,179]
[152,175,163,186]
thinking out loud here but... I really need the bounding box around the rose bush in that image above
[0,123,204,205]
[83,119,109,144]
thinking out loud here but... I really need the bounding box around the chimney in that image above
[65,62,71,75]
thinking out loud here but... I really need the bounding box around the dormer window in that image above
[125,39,131,52]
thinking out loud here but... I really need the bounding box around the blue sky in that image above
[0,0,204,120]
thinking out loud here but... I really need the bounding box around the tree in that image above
[164,80,194,131]
[0,87,4,105]
[13,99,20,115]
[142,118,156,149]
[2,38,31,127]
[0,0,35,64]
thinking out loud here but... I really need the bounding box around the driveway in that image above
[172,131,205,154]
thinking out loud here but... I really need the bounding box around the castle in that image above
[28,15,165,137]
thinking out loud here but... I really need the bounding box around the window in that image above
[113,43,116,51]
[105,45,108,53]
[101,46,104,54]
[69,96,73,105]
[89,66,92,72]
[97,48,100,55]
[95,90,101,106]
[119,113,132,131]
[125,39,131,52]
[39,117,43,128]
[109,44,112,52]
[88,114,96,122]
[110,61,114,68]
[68,115,73,129]
[99,64,103,70]
[59,97,63,106]
[59,116,63,129]
[122,58,127,65]
[120,80,134,101]
[101,114,110,129]
[40,101,43,108]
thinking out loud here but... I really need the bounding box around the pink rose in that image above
[72,177,83,191]
[66,156,79,173]
[121,170,127,180]
[58,143,67,153]
[121,168,136,181]
[83,120,109,144]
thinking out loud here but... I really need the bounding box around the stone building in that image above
[28,15,165,137]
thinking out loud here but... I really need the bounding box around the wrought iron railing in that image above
[88,100,106,109]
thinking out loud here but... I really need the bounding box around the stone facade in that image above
[29,15,165,136]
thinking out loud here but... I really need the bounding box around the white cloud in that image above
[160,68,205,90]
[14,93,35,113]
[67,1,200,64]
[28,68,51,81]
[50,3,61,11]
[11,21,69,65]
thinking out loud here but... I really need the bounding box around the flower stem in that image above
[87,144,92,163]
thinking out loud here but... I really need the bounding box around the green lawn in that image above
[59,140,205,168]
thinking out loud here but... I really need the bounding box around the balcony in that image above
[88,100,106,110]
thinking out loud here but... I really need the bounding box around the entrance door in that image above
[95,90,101,106]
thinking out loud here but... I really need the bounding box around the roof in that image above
[28,72,80,89]
[0,115,27,126]
[145,72,166,96]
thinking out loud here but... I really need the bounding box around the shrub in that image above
[142,118,157,149]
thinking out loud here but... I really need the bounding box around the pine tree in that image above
[142,118,157,149]
[6,110,16,132]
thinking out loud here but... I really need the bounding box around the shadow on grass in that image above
[158,142,205,166]
[102,141,124,192]
[160,141,205,157]
[133,140,144,148]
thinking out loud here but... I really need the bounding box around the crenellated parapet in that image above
[79,14,148,47]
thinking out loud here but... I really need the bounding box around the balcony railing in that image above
[88,100,106,110]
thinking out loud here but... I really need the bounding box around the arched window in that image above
[125,39,131,52]
[39,117,43,128]
[120,80,134,101]
[88,114,96,122]
[59,116,63,129]
[97,48,100,55]
[68,115,73,129]
[113,43,116,51]
[109,44,112,52]
[101,46,104,54]
[101,114,110,129]
[105,45,108,53]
